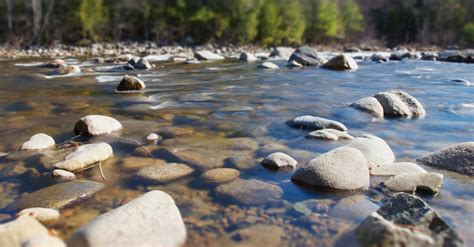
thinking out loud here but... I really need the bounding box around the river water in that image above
[0,57,473,246]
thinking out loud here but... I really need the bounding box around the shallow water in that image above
[0,57,473,246]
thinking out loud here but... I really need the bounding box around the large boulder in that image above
[116,75,146,91]
[344,134,395,169]
[68,191,186,247]
[194,50,224,61]
[350,96,384,118]
[288,46,326,66]
[374,90,426,118]
[287,115,347,131]
[322,54,359,70]
[53,143,113,172]
[356,193,464,247]
[74,115,123,136]
[417,142,474,176]
[215,179,283,206]
[8,180,104,210]
[20,133,55,151]
[383,172,443,194]
[291,147,369,190]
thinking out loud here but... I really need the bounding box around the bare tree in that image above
[5,0,13,33]
[31,0,42,39]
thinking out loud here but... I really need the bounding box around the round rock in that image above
[74,115,123,136]
[370,162,426,176]
[374,90,426,118]
[57,64,81,74]
[201,168,240,184]
[260,62,279,69]
[261,152,297,169]
[116,75,146,91]
[383,172,443,194]
[20,133,55,151]
[344,134,395,169]
[323,54,359,70]
[136,163,194,183]
[306,129,354,141]
[17,207,60,224]
[350,96,384,118]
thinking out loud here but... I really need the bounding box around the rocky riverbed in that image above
[0,45,473,247]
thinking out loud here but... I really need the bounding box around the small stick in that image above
[98,161,108,182]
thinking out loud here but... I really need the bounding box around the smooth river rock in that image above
[374,90,426,118]
[116,75,146,91]
[350,96,384,118]
[356,193,464,247]
[74,115,123,136]
[57,64,81,75]
[344,134,395,169]
[52,169,76,181]
[306,129,354,141]
[287,115,347,131]
[215,179,283,206]
[0,216,51,247]
[133,58,152,69]
[261,152,297,169]
[417,142,474,176]
[136,163,194,183]
[370,162,427,176]
[8,180,104,210]
[201,168,240,184]
[194,50,224,61]
[291,147,369,190]
[20,133,55,150]
[260,61,279,69]
[383,172,444,194]
[17,208,60,224]
[288,46,326,66]
[68,191,186,247]
[53,143,113,172]
[322,54,359,70]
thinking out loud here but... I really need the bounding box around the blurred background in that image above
[1,0,474,47]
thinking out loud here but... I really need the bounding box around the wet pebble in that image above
[201,168,240,184]
[287,115,347,131]
[370,162,426,176]
[136,163,194,183]
[306,129,354,141]
[260,62,279,69]
[261,152,297,169]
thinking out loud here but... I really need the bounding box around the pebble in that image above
[288,115,347,131]
[201,168,240,184]
[0,216,50,247]
[344,134,395,169]
[370,162,426,176]
[306,129,354,141]
[194,50,224,61]
[374,90,426,118]
[52,169,76,181]
[239,52,258,61]
[322,54,359,70]
[260,152,297,169]
[17,207,61,224]
[136,163,194,183]
[57,64,81,74]
[288,46,326,66]
[350,96,384,118]
[116,75,146,91]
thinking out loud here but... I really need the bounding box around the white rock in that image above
[0,216,49,247]
[68,191,186,247]
[370,162,427,176]
[57,64,81,75]
[306,129,354,141]
[194,51,224,61]
[288,115,347,131]
[261,152,297,169]
[20,133,55,150]
[239,52,258,61]
[323,54,359,70]
[351,96,384,118]
[17,208,60,224]
[53,143,113,172]
[287,60,303,67]
[374,90,426,118]
[146,133,161,142]
[23,235,66,247]
[260,62,279,69]
[383,172,444,194]
[52,169,76,181]
[74,115,123,136]
[344,134,395,169]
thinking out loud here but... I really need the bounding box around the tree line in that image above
[1,0,474,47]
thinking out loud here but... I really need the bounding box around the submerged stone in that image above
[215,179,283,206]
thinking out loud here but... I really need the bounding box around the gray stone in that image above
[370,162,427,176]
[133,58,152,69]
[215,179,283,206]
[374,90,426,118]
[383,172,444,194]
[351,96,384,118]
[136,163,194,183]
[344,134,395,169]
[8,180,104,210]
[288,46,326,66]
[74,115,123,136]
[20,133,55,150]
[323,54,359,70]
[239,52,257,61]
[356,193,464,247]
[261,152,297,169]
[57,64,81,75]
[260,61,279,69]
[201,168,240,184]
[288,115,347,131]
[306,129,354,141]
[17,208,60,224]
[417,142,474,176]
[270,47,295,60]
[68,191,186,247]
[116,75,146,91]
[53,143,113,172]
[371,54,389,63]
[0,216,50,247]
[194,50,224,61]
[291,147,369,190]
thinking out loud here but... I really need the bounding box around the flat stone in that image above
[52,169,76,181]
[370,162,427,176]
[201,168,240,184]
[215,179,283,206]
[374,90,426,118]
[136,163,194,183]
[350,96,384,118]
[260,62,279,69]
[0,216,50,247]
[306,129,354,141]
[53,143,113,172]
[8,180,104,210]
[68,191,186,247]
[74,115,123,136]
[261,152,297,169]
[17,208,60,224]
[116,75,146,91]
[344,134,395,169]
[356,193,464,247]
[383,172,444,194]
[287,115,347,131]
[194,51,224,61]
[288,46,326,66]
[20,133,55,151]
[417,142,474,176]
[323,54,359,70]
[291,147,369,190]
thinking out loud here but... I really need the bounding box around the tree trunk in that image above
[31,0,42,38]
[5,0,13,33]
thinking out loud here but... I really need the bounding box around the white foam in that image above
[95,75,123,83]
